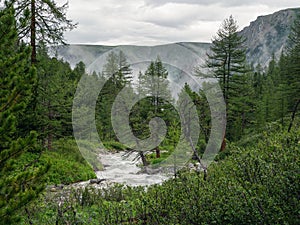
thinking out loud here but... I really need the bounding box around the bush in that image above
[40,139,96,185]
[20,125,300,224]
[103,141,127,151]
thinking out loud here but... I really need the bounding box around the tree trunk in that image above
[220,138,226,152]
[47,101,53,150]
[188,136,207,181]
[139,151,148,166]
[220,130,226,152]
[288,99,300,133]
[155,147,160,158]
[30,0,36,64]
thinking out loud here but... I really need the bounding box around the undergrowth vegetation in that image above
[21,123,300,224]
[40,139,96,185]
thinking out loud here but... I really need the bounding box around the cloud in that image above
[63,0,300,45]
[144,0,300,7]
[140,3,223,28]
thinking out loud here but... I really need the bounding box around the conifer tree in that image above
[103,51,133,86]
[286,13,300,131]
[8,0,76,63]
[35,47,75,149]
[141,57,172,158]
[0,6,46,223]
[227,72,256,140]
[252,64,266,129]
[205,15,249,142]
[96,51,133,141]
[205,15,248,104]
[130,71,150,140]
[274,54,289,126]
[287,14,300,103]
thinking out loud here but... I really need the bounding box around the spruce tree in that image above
[143,57,171,112]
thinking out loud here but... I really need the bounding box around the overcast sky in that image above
[63,0,299,46]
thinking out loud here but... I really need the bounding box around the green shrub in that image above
[40,139,96,185]
[103,141,127,151]
[20,125,300,224]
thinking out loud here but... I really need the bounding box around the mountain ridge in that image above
[53,7,300,70]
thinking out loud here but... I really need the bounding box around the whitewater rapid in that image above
[96,151,169,186]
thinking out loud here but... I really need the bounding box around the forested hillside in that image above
[0,1,299,224]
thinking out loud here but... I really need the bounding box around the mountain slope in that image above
[53,7,300,70]
[240,7,300,68]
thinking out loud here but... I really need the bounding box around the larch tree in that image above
[8,0,76,63]
[143,57,171,114]
[103,50,133,86]
[142,57,172,158]
[205,15,248,104]
[205,15,249,143]
[96,51,133,141]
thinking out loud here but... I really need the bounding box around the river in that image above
[95,151,169,186]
